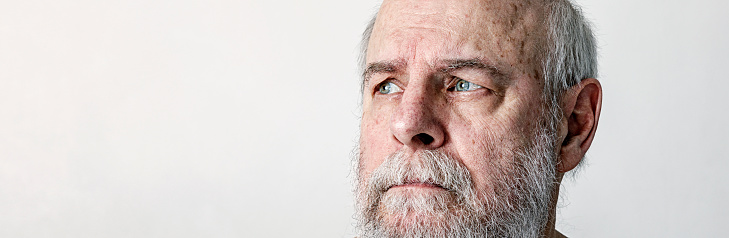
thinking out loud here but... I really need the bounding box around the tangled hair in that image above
[358,0,598,170]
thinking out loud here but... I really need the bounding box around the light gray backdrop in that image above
[1,0,727,237]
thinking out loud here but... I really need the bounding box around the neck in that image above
[543,173,566,238]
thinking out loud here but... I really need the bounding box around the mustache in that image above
[365,150,476,198]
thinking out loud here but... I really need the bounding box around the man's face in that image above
[357,0,558,236]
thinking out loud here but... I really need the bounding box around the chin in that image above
[376,188,464,232]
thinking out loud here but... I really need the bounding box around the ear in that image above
[557,78,603,173]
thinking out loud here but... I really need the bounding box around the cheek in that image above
[450,124,509,185]
[445,105,524,192]
[359,108,400,180]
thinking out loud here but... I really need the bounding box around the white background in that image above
[1,0,727,237]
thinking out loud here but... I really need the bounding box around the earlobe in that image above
[557,78,602,173]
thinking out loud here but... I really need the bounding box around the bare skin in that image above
[358,0,602,237]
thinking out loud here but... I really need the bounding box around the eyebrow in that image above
[362,60,405,87]
[361,58,513,90]
[440,58,512,87]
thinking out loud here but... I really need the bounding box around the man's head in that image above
[354,0,602,237]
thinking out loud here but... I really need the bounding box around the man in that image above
[354,0,602,237]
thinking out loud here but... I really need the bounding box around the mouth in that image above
[387,180,447,191]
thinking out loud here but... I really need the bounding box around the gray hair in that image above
[542,0,598,115]
[358,16,377,94]
[543,0,598,95]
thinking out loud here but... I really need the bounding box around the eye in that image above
[377,81,403,94]
[449,78,483,92]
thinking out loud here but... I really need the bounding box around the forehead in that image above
[368,0,545,75]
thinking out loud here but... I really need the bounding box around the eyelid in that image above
[448,77,484,91]
[375,80,403,95]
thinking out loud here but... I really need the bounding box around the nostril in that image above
[414,133,435,145]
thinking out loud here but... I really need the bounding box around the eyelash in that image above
[447,77,484,92]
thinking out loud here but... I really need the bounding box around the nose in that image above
[390,86,445,150]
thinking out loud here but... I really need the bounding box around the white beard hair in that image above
[354,125,559,238]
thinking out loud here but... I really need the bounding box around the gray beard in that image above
[354,127,558,238]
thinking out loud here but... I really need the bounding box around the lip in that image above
[388,182,446,191]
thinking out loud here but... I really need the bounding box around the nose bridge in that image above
[397,83,431,129]
[400,61,435,116]
[390,69,445,149]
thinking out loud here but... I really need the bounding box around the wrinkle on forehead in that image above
[370,0,548,78]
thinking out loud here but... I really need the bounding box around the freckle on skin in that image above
[519,41,525,54]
